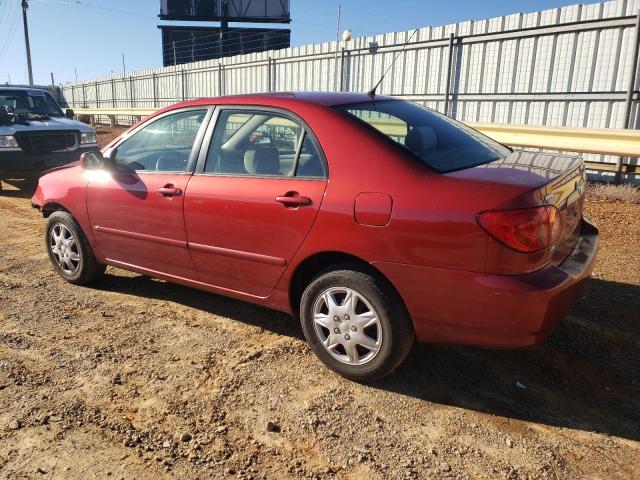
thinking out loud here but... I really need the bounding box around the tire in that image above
[45,211,106,285]
[299,265,415,381]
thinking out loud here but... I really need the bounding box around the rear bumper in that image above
[373,219,599,348]
[0,146,99,179]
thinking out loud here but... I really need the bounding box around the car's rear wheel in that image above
[45,211,106,284]
[299,266,415,381]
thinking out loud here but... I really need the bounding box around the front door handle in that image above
[158,184,182,197]
[275,192,312,207]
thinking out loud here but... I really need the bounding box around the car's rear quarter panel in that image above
[270,102,564,344]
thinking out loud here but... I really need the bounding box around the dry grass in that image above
[587,182,640,204]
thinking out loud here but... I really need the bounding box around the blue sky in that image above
[0,0,581,85]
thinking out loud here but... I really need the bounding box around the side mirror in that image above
[65,108,75,119]
[80,151,116,170]
[80,151,104,169]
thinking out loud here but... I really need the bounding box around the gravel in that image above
[0,175,638,478]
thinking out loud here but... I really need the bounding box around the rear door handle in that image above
[275,192,312,207]
[158,184,182,197]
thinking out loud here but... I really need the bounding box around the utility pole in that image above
[335,4,341,48]
[122,53,126,75]
[21,0,34,86]
[74,67,78,82]
[218,0,228,58]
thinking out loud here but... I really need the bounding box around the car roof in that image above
[168,91,395,111]
[0,86,49,94]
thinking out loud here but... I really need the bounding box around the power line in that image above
[0,0,11,29]
[32,0,155,19]
[0,1,21,62]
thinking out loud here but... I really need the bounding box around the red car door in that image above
[86,108,210,279]
[183,107,328,298]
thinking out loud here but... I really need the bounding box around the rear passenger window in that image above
[204,109,326,178]
[295,134,325,178]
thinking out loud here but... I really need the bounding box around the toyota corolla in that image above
[31,93,598,380]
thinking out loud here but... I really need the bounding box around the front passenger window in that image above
[114,109,206,172]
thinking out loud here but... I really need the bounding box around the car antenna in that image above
[367,28,420,97]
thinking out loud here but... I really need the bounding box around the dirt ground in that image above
[0,137,639,479]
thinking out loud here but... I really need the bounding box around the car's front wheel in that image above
[45,211,106,284]
[300,266,415,381]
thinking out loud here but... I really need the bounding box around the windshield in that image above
[336,100,510,173]
[0,89,64,117]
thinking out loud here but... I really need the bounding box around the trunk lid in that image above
[454,149,586,265]
[537,156,586,266]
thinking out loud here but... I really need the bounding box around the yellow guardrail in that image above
[71,107,640,160]
[73,107,155,117]
[469,123,640,158]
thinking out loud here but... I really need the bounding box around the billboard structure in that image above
[160,0,290,23]
[159,0,291,66]
[160,25,290,66]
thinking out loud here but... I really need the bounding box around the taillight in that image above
[477,206,562,253]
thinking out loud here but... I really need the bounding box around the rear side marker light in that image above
[477,206,563,253]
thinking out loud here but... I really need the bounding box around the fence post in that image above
[110,79,117,127]
[129,75,134,108]
[181,69,186,101]
[217,62,223,96]
[267,57,272,92]
[618,11,640,184]
[81,83,86,108]
[444,33,455,116]
[152,73,158,108]
[339,47,346,92]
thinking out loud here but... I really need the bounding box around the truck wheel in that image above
[45,211,106,284]
[299,266,415,381]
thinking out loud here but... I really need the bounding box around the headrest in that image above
[15,97,30,109]
[244,146,280,175]
[405,126,437,154]
[156,153,187,172]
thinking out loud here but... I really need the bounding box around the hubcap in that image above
[312,287,383,365]
[49,224,80,275]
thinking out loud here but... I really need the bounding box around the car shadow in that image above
[91,273,302,340]
[91,274,639,441]
[0,179,37,198]
[377,278,640,442]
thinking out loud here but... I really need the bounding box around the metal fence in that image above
[60,0,640,170]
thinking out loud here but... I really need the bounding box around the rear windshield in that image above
[335,100,510,173]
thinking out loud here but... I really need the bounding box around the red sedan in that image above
[32,93,598,380]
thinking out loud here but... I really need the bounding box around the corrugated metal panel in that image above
[60,0,639,166]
